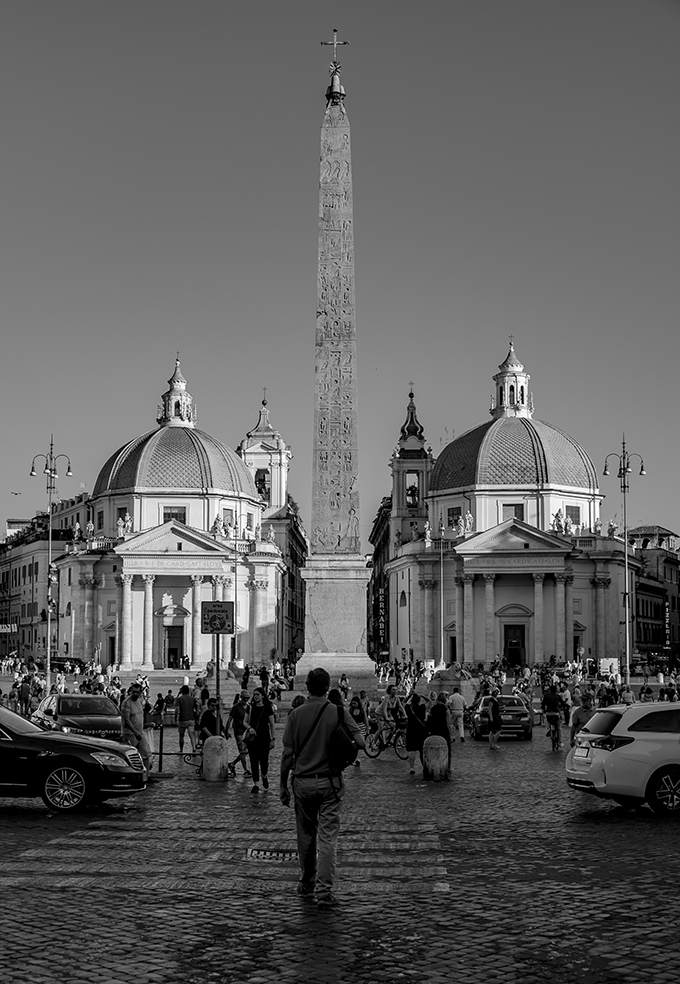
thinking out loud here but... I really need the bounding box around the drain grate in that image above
[246,848,298,863]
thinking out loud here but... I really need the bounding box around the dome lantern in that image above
[156,354,197,428]
[489,338,533,420]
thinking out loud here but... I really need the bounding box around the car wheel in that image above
[41,765,88,812]
[646,765,680,816]
[646,767,680,815]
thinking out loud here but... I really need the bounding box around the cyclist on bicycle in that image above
[542,685,563,749]
[375,685,406,743]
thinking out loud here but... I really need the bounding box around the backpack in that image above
[329,705,359,772]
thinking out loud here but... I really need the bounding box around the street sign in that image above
[201,601,234,634]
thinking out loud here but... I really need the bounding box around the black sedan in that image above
[470,695,533,740]
[0,706,146,812]
[32,693,122,741]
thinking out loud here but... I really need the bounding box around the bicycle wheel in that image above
[363,731,383,757]
[393,731,409,760]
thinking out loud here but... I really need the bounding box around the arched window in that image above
[498,387,504,405]
[399,591,407,608]
[174,400,181,417]
[509,385,515,404]
[520,386,524,404]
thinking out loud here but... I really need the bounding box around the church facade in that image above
[51,360,306,671]
[368,344,637,670]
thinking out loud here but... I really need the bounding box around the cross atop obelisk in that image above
[320,28,349,67]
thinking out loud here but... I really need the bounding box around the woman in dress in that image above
[404,692,427,774]
[243,687,276,795]
[347,694,369,766]
[338,673,351,701]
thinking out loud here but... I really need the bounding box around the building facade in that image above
[48,360,306,670]
[369,344,642,670]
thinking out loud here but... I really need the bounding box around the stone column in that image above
[115,576,123,669]
[142,575,155,670]
[532,573,545,665]
[484,574,496,661]
[190,575,204,671]
[554,573,567,661]
[419,579,436,663]
[455,577,464,662]
[594,576,610,661]
[463,573,475,665]
[565,575,574,663]
[120,573,134,668]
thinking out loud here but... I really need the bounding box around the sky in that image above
[1,0,678,548]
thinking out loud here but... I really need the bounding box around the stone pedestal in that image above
[202,736,229,782]
[422,735,449,782]
[302,554,370,655]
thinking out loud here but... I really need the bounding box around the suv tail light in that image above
[589,735,635,751]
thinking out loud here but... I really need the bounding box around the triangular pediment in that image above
[458,518,571,555]
[115,521,234,557]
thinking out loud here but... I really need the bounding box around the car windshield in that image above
[0,705,44,735]
[579,710,622,736]
[59,697,118,715]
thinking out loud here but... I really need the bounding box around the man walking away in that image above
[280,667,365,908]
[175,685,197,753]
[448,687,467,743]
[487,688,503,752]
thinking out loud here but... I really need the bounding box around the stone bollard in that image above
[422,735,449,782]
[202,736,229,782]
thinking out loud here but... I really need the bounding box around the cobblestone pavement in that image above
[1,722,678,984]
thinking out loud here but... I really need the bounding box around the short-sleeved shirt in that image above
[282,696,361,777]
[175,694,196,724]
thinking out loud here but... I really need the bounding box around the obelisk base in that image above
[301,553,371,656]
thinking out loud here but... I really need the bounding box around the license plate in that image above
[574,746,590,759]
[501,715,515,723]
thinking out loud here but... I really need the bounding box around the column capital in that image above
[213,575,230,587]
[564,574,574,586]
[532,572,545,584]
[190,574,204,586]
[142,574,156,585]
[554,572,569,583]
[483,573,496,584]
[120,573,134,586]
[462,573,475,585]
[246,578,269,591]
[418,579,436,590]
[593,576,611,588]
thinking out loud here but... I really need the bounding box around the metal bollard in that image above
[157,721,164,773]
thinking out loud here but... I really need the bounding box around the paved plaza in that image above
[1,716,677,984]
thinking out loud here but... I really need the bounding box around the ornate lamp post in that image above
[603,435,645,687]
[30,436,73,691]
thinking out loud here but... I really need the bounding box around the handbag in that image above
[242,725,257,745]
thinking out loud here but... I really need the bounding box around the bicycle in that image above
[546,714,562,752]
[364,722,408,760]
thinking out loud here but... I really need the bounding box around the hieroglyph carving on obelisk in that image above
[311,33,361,556]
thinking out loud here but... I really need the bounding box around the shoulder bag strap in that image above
[295,701,330,758]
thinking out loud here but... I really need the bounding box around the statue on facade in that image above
[423,520,432,544]
[607,519,618,538]
[116,517,125,537]
[410,522,420,541]
[395,530,402,547]
[564,516,573,536]
[268,524,276,543]
[72,522,82,542]
[594,518,603,535]
[464,511,474,533]
[255,524,262,541]
[456,516,465,537]
[123,512,133,534]
[551,509,564,533]
[225,521,235,539]
[211,515,224,537]
[85,520,95,540]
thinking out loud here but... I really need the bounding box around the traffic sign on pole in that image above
[201,601,234,634]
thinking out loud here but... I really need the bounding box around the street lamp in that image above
[439,518,445,668]
[30,436,73,691]
[603,434,646,688]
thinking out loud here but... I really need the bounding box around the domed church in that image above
[368,343,634,669]
[54,359,304,671]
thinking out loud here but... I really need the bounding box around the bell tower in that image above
[390,388,434,545]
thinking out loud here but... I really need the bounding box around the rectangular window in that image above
[107,601,117,616]
[163,507,187,524]
[573,599,582,614]
[222,508,234,526]
[447,507,461,528]
[97,511,104,530]
[34,562,38,579]
[246,513,254,530]
[405,472,420,507]
[565,505,580,526]
[502,504,524,521]
[117,507,127,523]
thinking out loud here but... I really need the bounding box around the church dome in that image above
[430,417,598,492]
[430,342,598,493]
[92,358,258,498]
[93,427,257,497]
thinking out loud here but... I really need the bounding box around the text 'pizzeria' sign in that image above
[201,601,234,634]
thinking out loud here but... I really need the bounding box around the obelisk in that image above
[301,32,370,659]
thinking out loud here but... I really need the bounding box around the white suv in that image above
[566,703,680,814]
